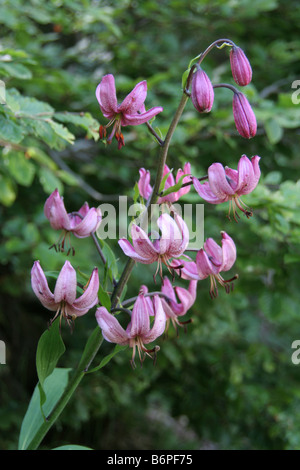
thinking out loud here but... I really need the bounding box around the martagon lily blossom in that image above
[171,232,237,298]
[139,280,197,332]
[160,277,197,332]
[95,74,163,149]
[118,213,189,281]
[31,260,99,328]
[192,155,260,221]
[44,189,102,254]
[192,155,261,221]
[95,291,166,367]
[138,163,192,204]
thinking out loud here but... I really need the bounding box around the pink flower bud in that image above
[191,67,214,113]
[232,92,257,139]
[230,46,252,86]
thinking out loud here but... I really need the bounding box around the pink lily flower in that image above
[95,291,166,367]
[44,189,102,254]
[138,163,192,204]
[118,213,189,280]
[171,232,237,298]
[196,232,237,298]
[31,260,99,327]
[160,277,197,331]
[192,155,261,221]
[95,74,163,149]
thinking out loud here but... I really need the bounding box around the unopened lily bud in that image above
[232,92,257,139]
[191,67,214,113]
[230,46,252,86]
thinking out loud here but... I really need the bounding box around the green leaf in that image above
[0,114,24,143]
[264,118,283,144]
[6,150,36,186]
[18,368,71,450]
[49,121,75,145]
[160,173,190,198]
[27,147,57,171]
[36,320,66,408]
[77,327,103,373]
[98,283,111,311]
[0,62,32,80]
[133,182,140,204]
[54,111,100,140]
[52,445,93,450]
[188,53,202,70]
[159,168,173,193]
[38,167,64,194]
[0,173,17,206]
[87,344,128,374]
[98,239,119,282]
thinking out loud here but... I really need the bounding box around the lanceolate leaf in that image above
[18,368,71,450]
[159,173,189,198]
[36,319,66,408]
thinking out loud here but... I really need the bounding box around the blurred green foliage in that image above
[1,0,300,450]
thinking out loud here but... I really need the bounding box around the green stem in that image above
[26,329,103,450]
[111,92,189,309]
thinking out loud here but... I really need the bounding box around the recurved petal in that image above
[204,237,223,267]
[237,155,261,195]
[175,280,198,314]
[96,74,118,117]
[192,178,226,204]
[157,213,189,257]
[72,268,99,311]
[138,168,152,200]
[208,163,235,199]
[171,258,200,281]
[131,224,159,260]
[144,295,166,344]
[118,238,154,264]
[72,207,102,238]
[119,80,147,115]
[54,260,77,304]
[176,162,192,199]
[95,307,129,345]
[121,106,163,127]
[196,249,217,278]
[44,189,71,231]
[31,261,57,310]
[161,276,177,303]
[220,232,237,272]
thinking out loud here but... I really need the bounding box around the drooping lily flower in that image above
[171,232,237,298]
[95,74,163,149]
[31,260,99,327]
[95,291,166,367]
[192,155,261,221]
[232,91,257,139]
[196,232,237,298]
[44,189,102,254]
[118,213,189,281]
[138,163,192,204]
[160,277,197,332]
[230,46,252,86]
